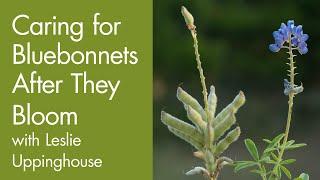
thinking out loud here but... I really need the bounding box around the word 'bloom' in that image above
[269,20,309,54]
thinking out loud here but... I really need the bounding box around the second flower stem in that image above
[271,37,296,179]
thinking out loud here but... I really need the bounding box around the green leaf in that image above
[265,159,277,164]
[263,147,278,154]
[295,173,309,180]
[250,169,264,175]
[259,156,270,163]
[275,166,282,179]
[285,140,295,146]
[280,165,291,179]
[234,161,257,172]
[281,159,296,165]
[268,134,285,149]
[244,139,259,161]
[285,143,307,150]
[263,139,272,143]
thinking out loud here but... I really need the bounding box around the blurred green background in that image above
[154,0,320,179]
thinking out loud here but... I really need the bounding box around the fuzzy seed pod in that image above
[185,166,208,176]
[204,150,216,173]
[213,91,245,126]
[193,151,205,160]
[168,126,203,150]
[214,113,236,140]
[187,106,207,130]
[177,87,206,120]
[214,127,241,156]
[181,6,195,30]
[208,85,217,120]
[161,111,204,149]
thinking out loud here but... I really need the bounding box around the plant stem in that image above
[279,37,295,161]
[258,164,267,180]
[270,36,296,179]
[190,28,218,179]
[190,29,213,147]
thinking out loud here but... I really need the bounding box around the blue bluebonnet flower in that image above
[269,20,309,54]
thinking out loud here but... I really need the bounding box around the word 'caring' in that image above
[12,13,122,42]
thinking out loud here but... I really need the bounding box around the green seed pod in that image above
[193,151,205,160]
[204,150,216,173]
[214,127,241,156]
[213,91,245,126]
[177,87,206,120]
[181,6,195,30]
[185,166,208,176]
[208,85,217,120]
[187,106,207,131]
[168,126,203,150]
[214,113,236,140]
[161,111,204,149]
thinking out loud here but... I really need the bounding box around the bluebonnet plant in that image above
[234,20,309,180]
[269,20,309,55]
[161,6,246,180]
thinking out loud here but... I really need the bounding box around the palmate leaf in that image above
[262,134,284,157]
[244,139,259,161]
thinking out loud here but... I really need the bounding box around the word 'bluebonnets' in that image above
[269,20,309,54]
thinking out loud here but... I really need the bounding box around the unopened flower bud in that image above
[181,6,195,30]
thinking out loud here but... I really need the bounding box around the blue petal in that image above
[275,37,284,45]
[298,42,308,54]
[298,46,308,54]
[287,20,295,32]
[269,44,281,52]
[301,34,309,41]
[291,37,299,47]
[280,23,287,30]
[295,25,303,34]
[273,31,282,39]
[298,41,307,48]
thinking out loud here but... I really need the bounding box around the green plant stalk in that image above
[190,30,213,146]
[258,164,267,180]
[270,36,296,179]
[190,28,216,180]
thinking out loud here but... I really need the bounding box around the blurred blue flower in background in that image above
[269,20,309,54]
